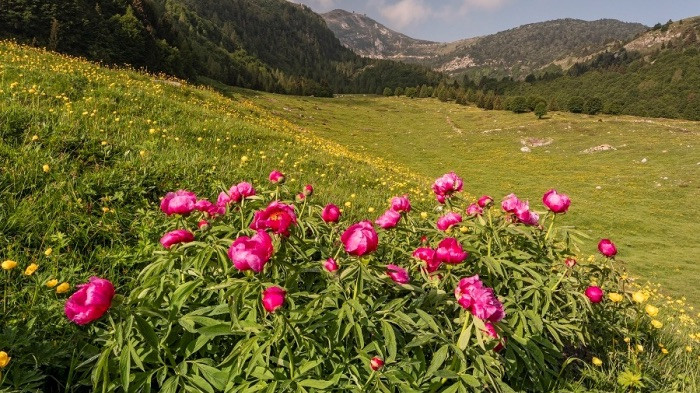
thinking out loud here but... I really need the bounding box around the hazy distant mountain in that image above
[322,9,648,77]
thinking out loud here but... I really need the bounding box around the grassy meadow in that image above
[243,92,700,305]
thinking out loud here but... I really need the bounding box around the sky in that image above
[290,0,700,42]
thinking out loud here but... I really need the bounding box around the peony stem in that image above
[239,199,246,232]
[545,213,556,242]
[360,370,377,391]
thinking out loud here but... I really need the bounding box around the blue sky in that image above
[290,0,700,42]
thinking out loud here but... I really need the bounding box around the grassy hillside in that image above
[244,92,700,305]
[0,41,430,274]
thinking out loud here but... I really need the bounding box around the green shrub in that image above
[567,96,585,113]
[84,177,634,392]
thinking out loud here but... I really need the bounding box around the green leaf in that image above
[298,379,335,389]
[119,345,131,391]
[416,309,440,333]
[381,320,397,361]
[134,315,161,353]
[457,320,473,351]
[161,376,179,393]
[187,374,215,393]
[198,323,233,338]
[171,280,203,310]
[426,344,449,377]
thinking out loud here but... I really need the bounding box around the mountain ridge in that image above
[322,10,648,77]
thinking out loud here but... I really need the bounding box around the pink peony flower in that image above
[598,239,617,257]
[217,191,233,207]
[341,221,378,256]
[303,184,314,197]
[323,258,338,273]
[386,264,410,284]
[466,203,483,216]
[501,193,521,213]
[321,204,341,223]
[565,258,577,268]
[370,356,384,371]
[250,201,297,237]
[483,322,505,352]
[64,277,115,325]
[228,230,274,273]
[269,170,285,184]
[585,286,604,303]
[435,238,467,265]
[514,200,540,226]
[234,182,256,200]
[390,195,411,213]
[195,199,225,217]
[455,275,505,323]
[437,212,462,231]
[432,172,463,203]
[160,190,196,216]
[478,195,494,208]
[262,286,286,313]
[543,189,571,213]
[375,209,401,229]
[160,229,194,249]
[413,247,440,272]
[217,182,255,206]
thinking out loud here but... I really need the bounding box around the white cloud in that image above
[380,0,433,28]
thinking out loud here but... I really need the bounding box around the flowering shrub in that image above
[81,173,673,392]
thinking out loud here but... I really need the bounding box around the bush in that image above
[79,173,654,392]
[383,87,393,97]
[567,96,585,113]
[509,96,529,113]
[584,97,604,115]
[535,102,548,119]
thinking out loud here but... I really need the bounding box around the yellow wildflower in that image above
[44,248,53,257]
[101,141,108,146]
[624,337,631,343]
[102,207,110,213]
[240,156,248,162]
[56,282,70,294]
[636,344,644,352]
[1,260,17,270]
[46,279,58,288]
[367,207,375,213]
[592,357,603,366]
[645,304,659,317]
[24,263,38,276]
[420,212,428,219]
[661,348,669,354]
[32,135,39,141]
[632,291,648,304]
[686,346,693,353]
[42,164,50,173]
[608,293,624,303]
[651,320,663,329]
[459,226,468,233]
[0,351,10,368]
[344,201,351,208]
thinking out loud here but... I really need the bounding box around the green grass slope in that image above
[0,40,428,289]
[244,92,700,304]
